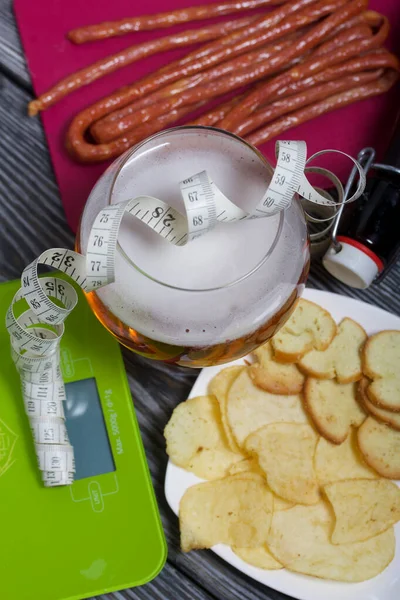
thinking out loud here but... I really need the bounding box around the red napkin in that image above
[15,0,400,233]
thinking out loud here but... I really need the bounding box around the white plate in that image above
[165,288,400,600]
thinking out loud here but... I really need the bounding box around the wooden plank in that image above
[0,0,31,88]
[0,75,74,279]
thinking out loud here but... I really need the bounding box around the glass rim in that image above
[108,125,284,293]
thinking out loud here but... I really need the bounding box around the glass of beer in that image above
[77,127,309,367]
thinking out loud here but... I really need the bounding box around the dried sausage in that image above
[59,0,397,165]
[85,0,369,141]
[220,8,387,130]
[28,16,254,116]
[246,72,398,146]
[91,18,374,143]
[30,0,335,115]
[233,70,384,137]
[68,0,287,44]
[90,35,297,143]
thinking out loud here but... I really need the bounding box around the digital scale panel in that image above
[0,278,166,600]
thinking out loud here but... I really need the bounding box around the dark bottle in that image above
[323,118,400,289]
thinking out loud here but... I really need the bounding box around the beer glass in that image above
[77,126,309,367]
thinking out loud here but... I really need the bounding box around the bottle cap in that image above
[323,236,384,289]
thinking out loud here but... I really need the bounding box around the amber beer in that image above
[77,127,309,367]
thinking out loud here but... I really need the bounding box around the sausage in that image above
[217,49,398,137]
[67,101,204,162]
[189,98,239,126]
[62,0,397,165]
[268,50,399,102]
[313,24,373,56]
[66,0,349,151]
[85,0,369,141]
[90,35,298,143]
[91,11,372,141]
[175,0,346,73]
[28,16,255,116]
[67,0,287,44]
[30,0,331,115]
[220,7,387,130]
[233,70,385,137]
[246,71,398,146]
[95,20,374,144]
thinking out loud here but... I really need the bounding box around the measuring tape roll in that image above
[6,140,365,486]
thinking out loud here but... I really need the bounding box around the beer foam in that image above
[81,129,308,346]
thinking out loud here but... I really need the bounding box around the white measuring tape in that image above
[6,140,365,486]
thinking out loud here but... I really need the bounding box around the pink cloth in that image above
[15,0,400,233]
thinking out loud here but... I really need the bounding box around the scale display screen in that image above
[64,378,115,480]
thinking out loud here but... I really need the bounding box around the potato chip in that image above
[228,458,264,477]
[304,378,366,444]
[245,423,319,505]
[179,474,273,552]
[233,546,283,570]
[164,395,242,479]
[359,377,400,430]
[227,369,308,447]
[324,479,400,544]
[298,318,367,383]
[315,430,378,485]
[362,330,400,411]
[226,468,295,510]
[267,501,395,582]
[357,417,400,479]
[250,341,305,395]
[271,299,336,362]
[209,366,245,452]
[273,496,295,512]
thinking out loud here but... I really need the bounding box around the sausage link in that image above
[246,71,398,146]
[176,0,340,66]
[265,50,399,104]
[67,101,203,162]
[30,0,326,115]
[220,7,387,129]
[67,0,287,44]
[65,0,367,162]
[67,62,398,163]
[322,9,382,37]
[64,0,397,165]
[190,98,240,126]
[235,70,384,137]
[92,0,356,136]
[90,23,305,132]
[90,35,298,143]
[232,49,399,136]
[194,49,400,130]
[360,10,385,27]
[66,0,346,154]
[313,24,372,56]
[87,0,369,139]
[28,16,255,116]
[92,0,341,137]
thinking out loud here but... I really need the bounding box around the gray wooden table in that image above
[1,1,400,598]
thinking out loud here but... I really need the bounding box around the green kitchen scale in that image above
[0,279,166,600]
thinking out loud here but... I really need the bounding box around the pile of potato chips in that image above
[164,299,400,583]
